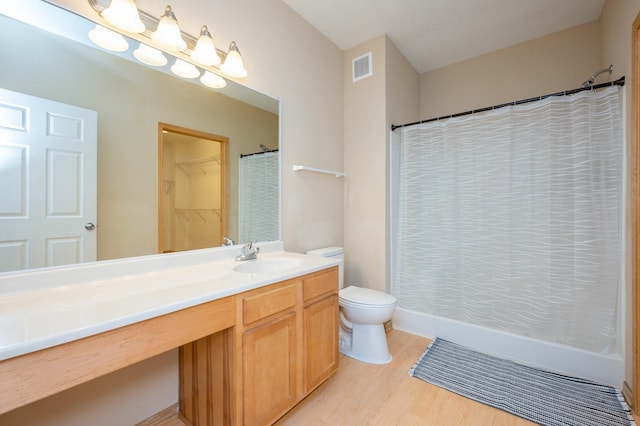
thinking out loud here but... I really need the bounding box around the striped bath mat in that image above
[409,338,635,426]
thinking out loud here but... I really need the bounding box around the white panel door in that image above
[0,88,97,272]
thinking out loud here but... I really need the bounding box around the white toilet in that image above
[306,247,397,364]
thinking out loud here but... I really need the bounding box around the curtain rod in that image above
[391,76,625,131]
[240,149,279,158]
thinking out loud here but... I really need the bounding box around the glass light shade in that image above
[201,71,227,89]
[133,43,167,66]
[101,0,145,33]
[220,41,247,78]
[88,25,129,52]
[171,59,200,79]
[150,6,186,51]
[191,26,221,66]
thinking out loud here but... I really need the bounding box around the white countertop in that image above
[0,241,339,361]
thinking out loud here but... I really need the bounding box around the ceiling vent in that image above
[352,52,372,82]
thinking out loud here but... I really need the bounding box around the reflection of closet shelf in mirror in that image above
[175,155,221,175]
[162,180,174,194]
[292,165,344,178]
[175,208,221,223]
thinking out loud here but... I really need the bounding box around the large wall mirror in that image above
[0,1,280,272]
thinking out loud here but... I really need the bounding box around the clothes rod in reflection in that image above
[292,165,344,178]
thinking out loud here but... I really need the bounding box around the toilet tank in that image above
[306,246,344,289]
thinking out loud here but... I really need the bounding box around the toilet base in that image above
[340,347,392,364]
[339,323,392,364]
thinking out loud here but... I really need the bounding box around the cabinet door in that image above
[243,313,297,426]
[303,294,339,393]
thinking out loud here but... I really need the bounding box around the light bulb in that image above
[101,0,145,33]
[88,25,129,52]
[171,59,200,79]
[220,41,247,78]
[150,5,187,51]
[201,71,226,88]
[191,26,221,66]
[133,43,167,67]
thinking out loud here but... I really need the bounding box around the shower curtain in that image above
[238,151,279,243]
[393,86,623,353]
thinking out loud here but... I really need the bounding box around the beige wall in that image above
[385,37,421,129]
[0,351,178,425]
[343,35,420,294]
[344,36,388,292]
[420,21,602,119]
[384,37,421,288]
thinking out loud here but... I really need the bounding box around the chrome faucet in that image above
[235,241,259,261]
[222,236,235,246]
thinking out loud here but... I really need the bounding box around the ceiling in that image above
[281,0,606,74]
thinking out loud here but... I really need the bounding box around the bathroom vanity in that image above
[181,266,339,425]
[0,242,340,425]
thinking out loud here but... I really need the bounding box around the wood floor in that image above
[276,330,537,425]
[154,329,640,425]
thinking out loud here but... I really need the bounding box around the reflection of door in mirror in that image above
[158,123,228,254]
[0,88,97,272]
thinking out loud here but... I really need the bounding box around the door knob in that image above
[84,222,96,231]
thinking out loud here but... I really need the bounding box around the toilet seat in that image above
[339,286,396,307]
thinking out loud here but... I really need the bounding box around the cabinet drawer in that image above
[243,282,298,326]
[303,267,338,302]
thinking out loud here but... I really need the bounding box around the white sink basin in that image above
[233,257,302,274]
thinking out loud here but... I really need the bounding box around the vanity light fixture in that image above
[133,43,167,67]
[87,0,248,90]
[201,71,227,89]
[191,26,221,66]
[150,5,186,52]
[101,0,145,33]
[220,41,247,78]
[88,25,129,52]
[171,58,200,79]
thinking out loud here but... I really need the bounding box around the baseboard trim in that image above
[623,381,634,411]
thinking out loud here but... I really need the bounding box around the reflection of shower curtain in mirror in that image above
[239,151,279,242]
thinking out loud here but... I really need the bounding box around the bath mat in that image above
[409,338,635,426]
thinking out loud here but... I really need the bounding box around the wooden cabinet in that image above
[243,313,297,425]
[180,266,339,426]
[238,266,339,426]
[303,294,339,393]
[239,280,299,426]
[242,281,298,326]
[180,330,233,425]
[303,269,339,394]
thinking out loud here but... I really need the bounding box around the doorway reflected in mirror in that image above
[159,123,228,254]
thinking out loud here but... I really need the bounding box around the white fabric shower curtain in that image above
[238,151,280,243]
[393,86,623,353]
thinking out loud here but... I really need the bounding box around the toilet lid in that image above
[339,286,397,306]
